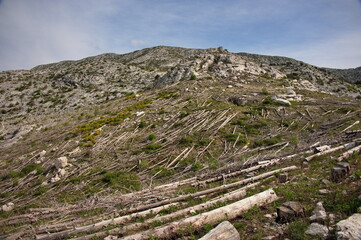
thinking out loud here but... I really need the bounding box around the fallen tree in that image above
[128,166,297,213]
[119,189,278,240]
[73,183,257,240]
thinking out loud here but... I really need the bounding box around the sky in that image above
[0,0,361,71]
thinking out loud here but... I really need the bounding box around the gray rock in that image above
[2,202,14,212]
[310,202,327,223]
[319,189,331,195]
[274,98,291,106]
[322,179,331,185]
[55,156,68,169]
[305,223,329,238]
[51,174,61,183]
[39,150,47,158]
[336,213,361,240]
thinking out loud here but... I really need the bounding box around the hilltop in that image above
[0,46,361,239]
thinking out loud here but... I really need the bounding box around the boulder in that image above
[55,156,68,169]
[277,201,305,223]
[199,221,240,240]
[51,174,61,183]
[305,223,329,238]
[2,202,14,212]
[274,98,291,106]
[310,202,327,223]
[336,213,361,240]
[58,168,66,177]
[39,150,47,158]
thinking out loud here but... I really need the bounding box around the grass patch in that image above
[101,171,140,192]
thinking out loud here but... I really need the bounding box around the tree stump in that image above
[331,162,350,182]
[277,201,305,223]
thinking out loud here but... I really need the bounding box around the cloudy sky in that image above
[0,0,361,71]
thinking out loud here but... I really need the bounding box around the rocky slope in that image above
[0,46,360,239]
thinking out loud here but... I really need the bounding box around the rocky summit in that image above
[0,46,361,239]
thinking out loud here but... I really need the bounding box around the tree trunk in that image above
[128,166,297,214]
[119,189,278,240]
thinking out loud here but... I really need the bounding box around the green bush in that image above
[101,171,140,192]
[144,143,162,153]
[148,134,156,141]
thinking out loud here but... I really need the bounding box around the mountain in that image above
[0,46,361,240]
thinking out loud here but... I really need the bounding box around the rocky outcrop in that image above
[305,223,329,238]
[55,157,68,169]
[310,202,327,223]
[2,202,14,212]
[336,214,361,240]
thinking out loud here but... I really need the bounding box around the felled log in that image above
[337,144,361,161]
[36,203,179,240]
[75,184,255,240]
[305,139,361,162]
[120,189,278,240]
[120,184,253,234]
[199,221,240,240]
[128,166,297,214]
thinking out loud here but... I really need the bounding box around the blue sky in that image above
[0,0,361,71]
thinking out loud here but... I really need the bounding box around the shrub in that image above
[190,74,197,80]
[20,163,44,176]
[180,136,194,145]
[138,121,147,128]
[148,134,156,141]
[101,171,140,192]
[144,143,162,153]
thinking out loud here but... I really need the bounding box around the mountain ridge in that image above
[0,45,361,240]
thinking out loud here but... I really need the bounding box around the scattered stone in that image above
[55,157,68,169]
[319,189,331,195]
[305,223,329,238]
[228,96,245,106]
[277,201,305,223]
[41,181,48,186]
[331,162,350,182]
[274,97,291,106]
[336,213,361,240]
[342,190,348,195]
[51,174,61,183]
[39,150,47,158]
[358,195,361,201]
[329,213,336,224]
[58,168,66,177]
[135,111,145,116]
[262,236,277,240]
[104,236,118,240]
[286,89,296,96]
[199,221,240,240]
[227,85,233,88]
[322,179,330,185]
[2,202,14,212]
[278,173,289,183]
[264,214,273,219]
[310,202,327,223]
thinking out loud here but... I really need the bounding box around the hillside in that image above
[0,46,361,240]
